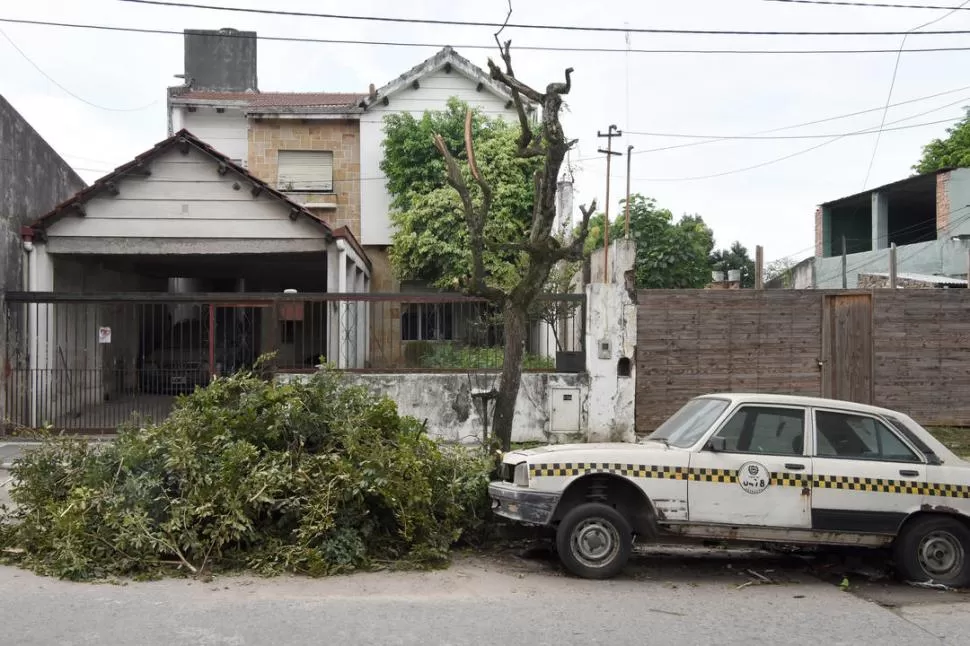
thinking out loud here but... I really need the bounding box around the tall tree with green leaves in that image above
[382,98,541,290]
[710,241,756,289]
[914,107,970,174]
[382,45,594,451]
[586,194,715,289]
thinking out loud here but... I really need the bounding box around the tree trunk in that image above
[492,302,528,451]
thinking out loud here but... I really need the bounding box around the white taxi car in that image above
[490,393,970,584]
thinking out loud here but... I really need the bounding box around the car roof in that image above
[696,393,906,418]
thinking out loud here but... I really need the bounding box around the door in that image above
[811,408,926,534]
[821,294,873,404]
[689,405,812,528]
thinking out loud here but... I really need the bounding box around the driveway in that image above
[1,550,968,645]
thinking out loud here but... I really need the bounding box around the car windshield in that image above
[645,398,730,448]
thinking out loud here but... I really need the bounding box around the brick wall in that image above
[937,170,951,234]
[248,120,361,238]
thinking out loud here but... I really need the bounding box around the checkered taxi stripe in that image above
[528,463,970,498]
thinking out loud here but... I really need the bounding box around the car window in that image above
[815,411,920,463]
[647,398,730,448]
[711,407,805,456]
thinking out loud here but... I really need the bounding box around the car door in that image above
[688,405,812,528]
[811,408,926,534]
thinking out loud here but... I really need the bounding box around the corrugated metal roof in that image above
[862,272,968,285]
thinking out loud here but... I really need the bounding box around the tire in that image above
[893,516,970,587]
[556,502,633,580]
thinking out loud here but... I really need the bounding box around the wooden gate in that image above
[821,293,873,404]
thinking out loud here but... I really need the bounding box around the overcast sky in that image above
[5,0,970,264]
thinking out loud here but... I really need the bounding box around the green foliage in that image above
[0,368,493,580]
[710,241,756,289]
[915,108,970,174]
[381,98,542,290]
[584,194,715,289]
[418,343,554,370]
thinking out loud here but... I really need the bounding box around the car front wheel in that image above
[894,516,970,587]
[556,502,632,580]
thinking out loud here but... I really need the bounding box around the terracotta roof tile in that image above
[174,90,364,107]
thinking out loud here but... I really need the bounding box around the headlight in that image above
[513,462,529,487]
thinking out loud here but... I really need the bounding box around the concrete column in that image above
[27,242,54,428]
[337,248,349,369]
[872,191,889,251]
[355,269,366,369]
[325,242,340,367]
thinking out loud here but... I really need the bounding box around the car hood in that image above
[502,441,680,464]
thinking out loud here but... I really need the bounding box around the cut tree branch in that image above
[488,38,544,157]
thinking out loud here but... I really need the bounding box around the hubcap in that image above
[918,530,965,578]
[571,518,620,568]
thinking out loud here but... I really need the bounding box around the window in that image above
[815,411,920,462]
[710,406,805,456]
[647,398,729,448]
[277,150,333,192]
[401,303,454,341]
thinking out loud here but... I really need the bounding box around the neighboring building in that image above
[1,94,86,427]
[814,168,970,288]
[0,95,85,294]
[764,256,815,289]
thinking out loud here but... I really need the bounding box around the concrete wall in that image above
[184,29,257,92]
[0,95,85,294]
[279,372,588,444]
[815,238,970,288]
[946,168,970,230]
[359,67,517,246]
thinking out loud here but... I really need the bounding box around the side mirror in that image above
[707,437,727,452]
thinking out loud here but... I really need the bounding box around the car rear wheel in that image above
[556,502,632,580]
[894,516,970,587]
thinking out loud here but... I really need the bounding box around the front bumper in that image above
[488,481,560,525]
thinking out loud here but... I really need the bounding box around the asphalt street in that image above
[1,550,969,646]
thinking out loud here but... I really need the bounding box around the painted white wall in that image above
[44,146,329,248]
[359,68,517,246]
[179,107,249,165]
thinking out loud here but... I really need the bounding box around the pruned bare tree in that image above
[432,40,595,451]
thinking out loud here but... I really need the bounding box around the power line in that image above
[624,113,970,141]
[766,0,970,10]
[116,0,970,36]
[861,0,970,189]
[9,17,970,55]
[614,85,970,156]
[0,27,157,112]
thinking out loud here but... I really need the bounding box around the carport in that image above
[4,131,370,431]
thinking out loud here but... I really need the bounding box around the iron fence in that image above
[2,291,585,432]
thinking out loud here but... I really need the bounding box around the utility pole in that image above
[889,243,898,289]
[755,245,764,289]
[597,124,622,282]
[841,235,848,289]
[624,144,634,238]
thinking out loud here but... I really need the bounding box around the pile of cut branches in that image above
[0,368,493,580]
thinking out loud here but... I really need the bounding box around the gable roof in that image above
[23,129,370,270]
[358,46,532,112]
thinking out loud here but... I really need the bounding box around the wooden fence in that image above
[636,289,970,432]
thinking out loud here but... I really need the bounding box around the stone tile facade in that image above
[857,273,966,289]
[248,120,361,238]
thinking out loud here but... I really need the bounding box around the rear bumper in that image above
[488,481,560,525]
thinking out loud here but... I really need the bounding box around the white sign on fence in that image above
[98,327,112,344]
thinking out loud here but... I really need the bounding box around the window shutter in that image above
[277,151,333,191]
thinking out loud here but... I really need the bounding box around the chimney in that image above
[369,83,377,99]
[184,28,258,91]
